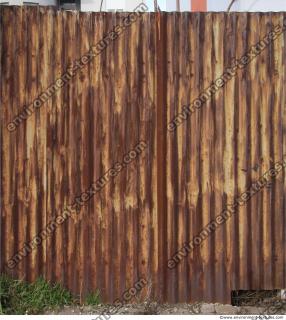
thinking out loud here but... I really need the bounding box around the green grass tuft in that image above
[0,274,102,314]
[85,290,101,306]
[0,274,73,314]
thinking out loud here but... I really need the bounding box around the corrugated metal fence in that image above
[1,7,286,303]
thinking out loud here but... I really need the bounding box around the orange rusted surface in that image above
[1,8,286,303]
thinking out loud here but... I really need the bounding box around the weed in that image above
[85,290,101,306]
[0,274,73,314]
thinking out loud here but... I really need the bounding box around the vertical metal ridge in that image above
[156,11,168,302]
[0,4,3,274]
[1,10,286,304]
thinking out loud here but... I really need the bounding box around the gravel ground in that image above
[45,302,286,315]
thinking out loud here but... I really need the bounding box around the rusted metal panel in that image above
[1,8,286,304]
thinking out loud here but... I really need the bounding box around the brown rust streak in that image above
[212,12,227,302]
[187,13,202,302]
[1,11,286,303]
[181,12,191,303]
[78,11,91,299]
[149,13,158,301]
[26,6,39,281]
[137,13,152,301]
[200,12,215,302]
[125,10,140,299]
[44,6,54,283]
[52,8,64,285]
[90,12,104,299]
[12,7,21,280]
[63,10,78,293]
[282,12,286,289]
[109,12,122,301]
[166,12,177,303]
[100,12,111,301]
[236,13,250,290]
[259,13,272,288]
[87,11,97,298]
[271,13,284,289]
[156,12,167,301]
[2,7,16,276]
[177,12,188,302]
[248,13,262,289]
[222,13,236,300]
[40,6,54,280]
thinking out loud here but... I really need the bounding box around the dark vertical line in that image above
[184,12,191,302]
[269,12,275,288]
[35,5,41,279]
[120,14,127,300]
[136,12,143,297]
[245,13,252,288]
[61,10,68,288]
[23,6,28,281]
[283,12,286,289]
[49,7,56,283]
[106,13,112,301]
[26,7,32,281]
[212,12,218,302]
[156,12,167,302]
[0,6,3,274]
[232,13,239,292]
[210,12,215,302]
[10,7,17,279]
[257,13,263,289]
[87,11,94,299]
[109,12,116,301]
[172,12,179,303]
[186,12,191,302]
[74,11,80,295]
[197,12,204,301]
[221,12,228,301]
[149,12,156,300]
[12,7,19,276]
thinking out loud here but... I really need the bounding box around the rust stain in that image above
[1,8,286,304]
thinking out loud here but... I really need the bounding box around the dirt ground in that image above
[45,302,286,315]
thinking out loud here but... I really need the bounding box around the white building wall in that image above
[1,0,57,5]
[166,0,177,11]
[207,0,234,11]
[38,0,57,4]
[125,0,146,11]
[81,0,147,12]
[236,0,286,11]
[0,0,147,10]
[81,0,103,11]
[1,0,286,12]
[166,0,189,11]
[166,0,286,12]
[79,0,148,11]
[106,0,124,10]
[208,0,286,12]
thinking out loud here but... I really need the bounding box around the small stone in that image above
[201,304,216,314]
[215,304,238,315]
[240,306,264,315]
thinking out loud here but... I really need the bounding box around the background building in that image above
[165,0,286,11]
[0,0,57,5]
[0,0,147,10]
[0,0,286,12]
[81,0,147,12]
